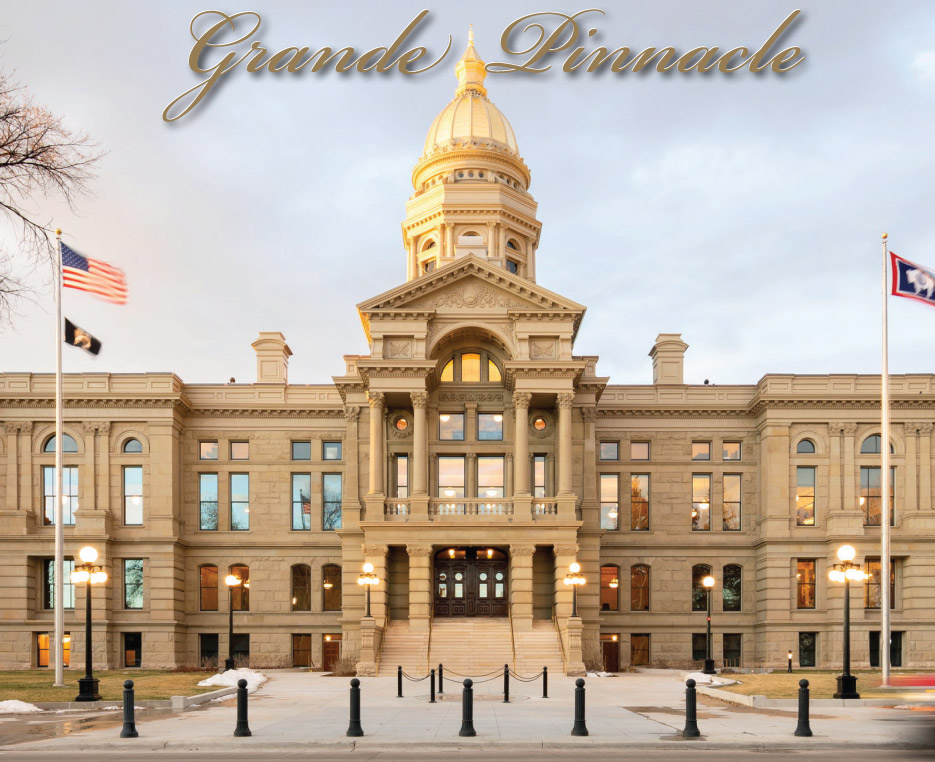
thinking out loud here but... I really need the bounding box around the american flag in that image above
[61,243,127,304]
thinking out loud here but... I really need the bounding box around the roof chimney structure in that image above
[252,332,292,384]
[649,333,688,385]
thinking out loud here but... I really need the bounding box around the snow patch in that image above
[585,671,614,678]
[0,700,43,714]
[686,671,736,686]
[198,668,267,693]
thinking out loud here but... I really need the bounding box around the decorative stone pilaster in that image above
[367,392,385,496]
[407,544,434,631]
[556,393,574,495]
[410,392,428,496]
[512,392,531,496]
[509,545,535,630]
[343,406,362,515]
[919,423,933,513]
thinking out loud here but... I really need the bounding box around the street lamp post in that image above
[828,544,869,699]
[357,563,379,617]
[224,574,245,672]
[702,575,716,675]
[787,650,794,673]
[71,546,107,702]
[564,562,586,617]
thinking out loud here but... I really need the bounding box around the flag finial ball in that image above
[882,232,888,239]
[55,229,61,236]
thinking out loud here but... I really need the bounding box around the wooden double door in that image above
[434,547,508,617]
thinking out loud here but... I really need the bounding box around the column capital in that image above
[841,423,858,436]
[367,391,385,408]
[406,544,434,557]
[410,391,429,408]
[345,406,361,422]
[466,452,477,463]
[362,543,388,558]
[512,391,532,408]
[581,407,597,423]
[554,544,579,557]
[910,422,933,434]
[509,544,536,557]
[556,392,575,409]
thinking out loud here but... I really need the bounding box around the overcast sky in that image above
[1,1,934,386]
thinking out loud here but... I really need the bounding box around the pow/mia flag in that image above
[64,318,102,355]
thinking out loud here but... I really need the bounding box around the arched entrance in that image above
[434,547,508,617]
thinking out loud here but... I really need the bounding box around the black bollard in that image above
[542,666,548,699]
[459,679,476,737]
[794,679,813,737]
[571,678,589,736]
[438,663,444,694]
[503,663,510,703]
[234,678,252,737]
[397,665,403,698]
[346,678,364,737]
[682,678,700,738]
[120,679,138,738]
[430,668,436,704]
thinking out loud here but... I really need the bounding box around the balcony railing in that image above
[533,500,558,515]
[385,500,410,516]
[431,499,512,516]
[379,497,569,520]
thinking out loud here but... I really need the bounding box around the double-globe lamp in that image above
[357,563,379,618]
[564,562,586,617]
[828,544,869,699]
[701,575,717,675]
[70,546,108,702]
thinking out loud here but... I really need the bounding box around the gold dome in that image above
[421,33,519,159]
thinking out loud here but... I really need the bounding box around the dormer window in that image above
[439,351,502,384]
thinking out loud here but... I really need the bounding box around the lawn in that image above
[717,670,922,699]
[0,670,219,703]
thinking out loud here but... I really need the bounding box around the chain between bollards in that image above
[430,668,436,703]
[459,678,476,737]
[234,678,251,737]
[438,663,444,694]
[570,677,588,736]
[503,663,510,703]
[347,678,364,737]
[795,678,813,737]
[120,679,138,738]
[682,678,700,738]
[397,665,403,698]
[542,666,548,698]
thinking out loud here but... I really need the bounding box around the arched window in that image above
[441,359,454,382]
[123,438,143,453]
[439,351,503,384]
[488,359,501,382]
[291,564,311,611]
[423,260,436,274]
[691,564,712,612]
[322,564,342,611]
[461,353,481,382]
[631,564,650,611]
[505,260,519,274]
[796,439,815,454]
[723,564,742,612]
[600,565,619,611]
[229,564,249,611]
[861,435,894,454]
[422,239,436,251]
[44,434,77,453]
[199,564,218,611]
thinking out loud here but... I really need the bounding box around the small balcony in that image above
[380,497,567,521]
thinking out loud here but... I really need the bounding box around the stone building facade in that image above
[1,39,933,674]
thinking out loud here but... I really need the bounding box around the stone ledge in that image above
[32,686,236,712]
[697,684,909,708]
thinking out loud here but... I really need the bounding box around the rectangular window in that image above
[477,413,504,441]
[630,634,650,666]
[533,455,546,497]
[723,633,742,667]
[230,473,250,531]
[796,560,816,609]
[869,630,903,668]
[199,474,218,531]
[231,633,250,664]
[599,441,619,461]
[600,474,619,530]
[322,473,343,530]
[323,566,342,611]
[36,632,70,668]
[292,441,311,460]
[199,633,219,667]
[199,441,218,460]
[692,474,711,531]
[691,633,707,661]
[631,474,649,531]
[798,632,817,667]
[438,456,466,498]
[322,441,342,460]
[477,456,505,498]
[722,474,741,531]
[439,413,465,441]
[396,456,409,498]
[291,474,312,531]
[630,441,650,461]
[124,559,144,609]
[864,557,895,609]
[123,466,143,526]
[722,442,742,460]
[860,466,895,526]
[200,566,218,611]
[230,565,249,610]
[124,632,142,667]
[230,441,249,460]
[796,467,816,526]
[292,634,311,667]
[691,442,711,461]
[43,559,75,609]
[600,566,619,611]
[43,465,78,526]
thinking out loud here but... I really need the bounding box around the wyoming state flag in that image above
[891,252,935,309]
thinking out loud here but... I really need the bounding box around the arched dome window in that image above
[44,434,77,453]
[123,438,143,453]
[440,351,502,384]
[796,439,815,454]
[860,435,894,454]
[506,239,519,250]
[422,240,436,250]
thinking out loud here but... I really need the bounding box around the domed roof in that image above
[421,32,519,158]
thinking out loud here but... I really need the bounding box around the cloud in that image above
[912,51,935,82]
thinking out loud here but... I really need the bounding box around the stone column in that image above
[408,237,418,280]
[4,423,20,510]
[445,224,454,261]
[919,423,932,512]
[512,392,531,496]
[556,393,574,495]
[343,406,362,513]
[509,545,535,631]
[20,422,33,514]
[407,544,433,632]
[367,391,385,496]
[904,423,919,514]
[842,422,858,517]
[97,422,111,517]
[410,392,428,495]
[466,453,477,500]
[82,423,98,514]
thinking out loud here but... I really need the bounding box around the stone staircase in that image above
[513,620,566,676]
[377,621,429,676]
[428,618,516,676]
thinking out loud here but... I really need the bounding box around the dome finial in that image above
[456,27,487,97]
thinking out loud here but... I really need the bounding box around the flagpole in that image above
[53,229,65,687]
[880,232,891,686]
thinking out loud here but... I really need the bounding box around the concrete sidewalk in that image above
[2,669,930,753]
